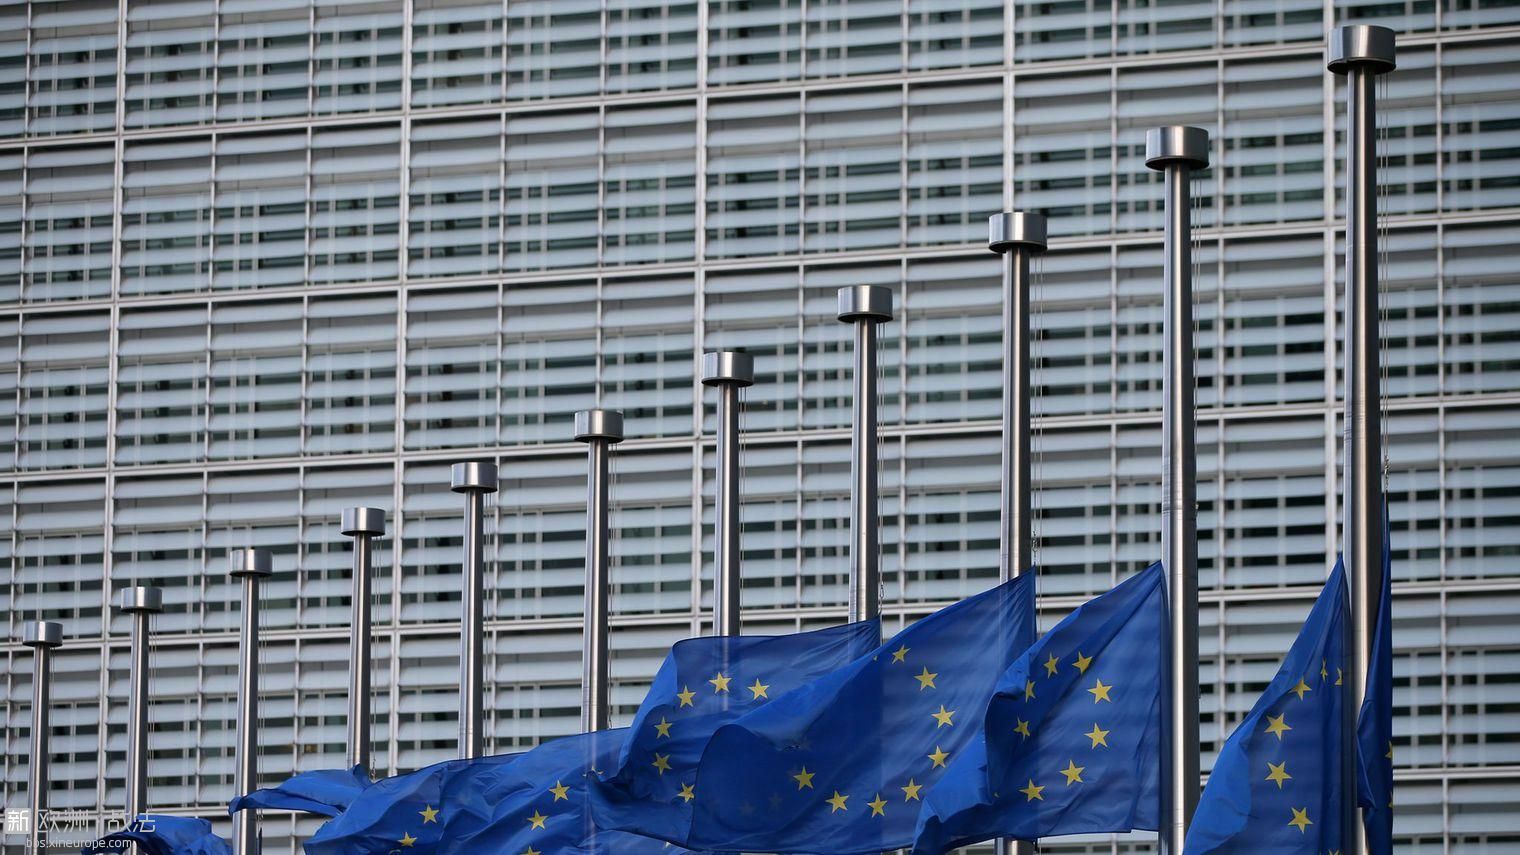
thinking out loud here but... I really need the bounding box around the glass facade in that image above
[1,0,1518,851]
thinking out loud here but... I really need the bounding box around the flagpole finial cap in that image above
[230,548,274,578]
[575,409,625,444]
[341,507,387,537]
[836,285,894,324]
[1145,126,1210,171]
[22,620,63,649]
[1328,25,1396,74]
[450,461,499,494]
[988,212,1048,253]
[701,351,755,387]
[118,586,164,614]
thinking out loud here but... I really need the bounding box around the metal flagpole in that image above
[575,409,625,732]
[119,586,163,830]
[702,352,755,636]
[1330,24,1396,855]
[837,286,894,624]
[1146,124,1209,855]
[451,462,498,759]
[230,549,272,855]
[23,619,63,855]
[989,211,1048,855]
[340,507,385,772]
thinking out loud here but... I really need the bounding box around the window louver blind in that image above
[0,153,19,302]
[501,279,597,444]
[1013,72,1112,237]
[209,299,304,460]
[217,0,312,123]
[706,95,802,259]
[1116,64,1217,232]
[903,255,1002,424]
[125,0,215,129]
[24,144,114,302]
[804,87,903,253]
[602,103,697,266]
[27,0,118,136]
[1222,55,1325,225]
[506,0,601,101]
[605,0,699,94]
[408,117,504,279]
[907,0,1003,71]
[800,263,901,429]
[1442,38,1520,212]
[906,81,1002,247]
[214,131,310,291]
[14,476,106,635]
[1443,221,1520,396]
[704,266,803,434]
[122,138,214,296]
[708,0,803,86]
[805,0,902,79]
[410,0,505,109]
[312,0,404,116]
[405,285,499,451]
[599,274,694,438]
[305,293,397,455]
[1219,235,1327,405]
[116,305,209,465]
[1223,0,1323,46]
[19,311,110,470]
[308,125,401,285]
[1116,0,1216,55]
[0,4,26,138]
[504,110,600,271]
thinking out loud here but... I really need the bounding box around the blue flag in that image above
[1183,559,1349,854]
[81,815,230,855]
[229,765,372,818]
[303,729,687,854]
[1357,528,1393,854]
[595,574,1035,853]
[912,563,1164,853]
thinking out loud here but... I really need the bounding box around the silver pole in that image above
[22,620,63,855]
[702,352,755,636]
[230,549,272,855]
[1146,124,1209,855]
[451,462,498,759]
[340,507,385,772]
[118,586,163,826]
[988,212,1048,855]
[1331,25,1395,855]
[575,409,625,732]
[837,285,894,623]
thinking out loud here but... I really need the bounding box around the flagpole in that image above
[23,619,62,855]
[451,462,498,758]
[576,409,625,732]
[1146,124,1208,855]
[702,352,754,636]
[120,585,162,835]
[837,285,893,624]
[989,211,1047,855]
[1330,24,1395,855]
[340,507,385,772]
[230,549,272,855]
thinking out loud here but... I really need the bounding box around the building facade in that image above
[1,0,1517,851]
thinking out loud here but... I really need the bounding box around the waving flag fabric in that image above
[911,563,1164,853]
[593,574,1035,854]
[81,815,230,855]
[1183,559,1349,854]
[1358,529,1394,854]
[228,765,372,818]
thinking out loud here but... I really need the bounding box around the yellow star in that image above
[868,794,887,817]
[748,678,770,699]
[549,781,569,801]
[1291,678,1313,701]
[652,753,672,774]
[654,717,673,739]
[1088,679,1113,703]
[1266,761,1291,789]
[709,672,732,693]
[793,767,815,790]
[892,645,909,663]
[1288,807,1312,833]
[527,810,548,830]
[914,667,938,690]
[1060,760,1085,785]
[1024,680,1036,700]
[901,779,922,801]
[1014,718,1032,739]
[1085,723,1110,748]
[1019,779,1045,801]
[419,804,440,823]
[524,849,541,855]
[1264,713,1291,740]
[931,705,955,728]
[1044,654,1060,677]
[677,686,696,707]
[1321,659,1329,682]
[399,832,417,847]
[677,783,696,803]
[1386,741,1394,760]
[1073,651,1093,674]
[1335,667,1343,686]
[928,746,950,769]
[826,791,849,813]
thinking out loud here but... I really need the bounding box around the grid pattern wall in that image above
[1,0,1519,852]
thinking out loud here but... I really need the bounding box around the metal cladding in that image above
[701,351,755,387]
[22,619,63,648]
[575,408,626,443]
[341,506,387,537]
[1145,125,1211,171]
[118,586,164,613]
[451,461,500,493]
[230,547,274,578]
[836,284,894,323]
[988,211,1048,253]
[1328,24,1397,73]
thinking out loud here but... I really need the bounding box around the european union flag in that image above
[229,765,372,818]
[303,729,688,854]
[912,563,1164,853]
[595,574,1035,853]
[587,618,884,844]
[81,815,230,855]
[1184,559,1348,854]
[1357,528,1393,854]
